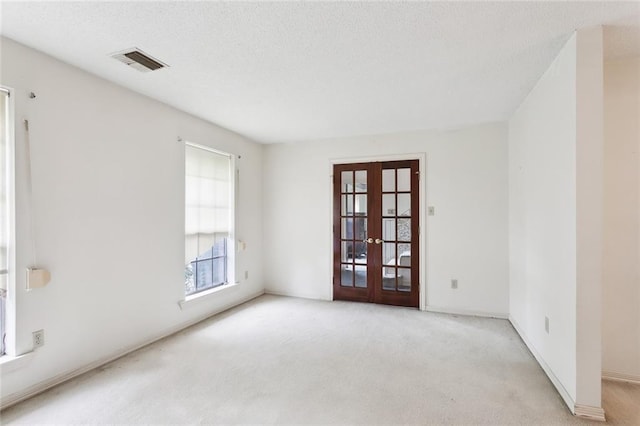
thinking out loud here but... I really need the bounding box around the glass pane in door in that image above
[341,264,353,287]
[397,219,411,242]
[341,171,353,193]
[355,170,367,192]
[398,267,411,292]
[341,241,352,262]
[382,169,395,192]
[382,267,396,291]
[354,218,367,262]
[397,193,411,216]
[382,242,396,291]
[354,256,367,288]
[342,195,353,216]
[382,218,396,241]
[382,194,395,216]
[397,168,411,191]
[382,242,395,265]
[355,194,367,214]
[354,170,368,287]
[398,243,411,257]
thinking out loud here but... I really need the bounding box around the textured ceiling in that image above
[1,1,639,143]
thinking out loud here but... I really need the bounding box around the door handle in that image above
[363,237,374,244]
[375,238,384,244]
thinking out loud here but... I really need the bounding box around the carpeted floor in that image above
[0,295,635,424]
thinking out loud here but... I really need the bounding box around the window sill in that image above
[178,282,240,310]
[0,351,35,374]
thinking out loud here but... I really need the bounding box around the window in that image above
[184,143,233,296]
[0,88,10,355]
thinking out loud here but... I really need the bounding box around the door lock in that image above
[363,237,374,244]
[375,238,384,244]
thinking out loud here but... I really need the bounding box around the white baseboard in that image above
[0,290,264,411]
[602,370,640,385]
[509,316,577,415]
[264,289,330,301]
[264,292,509,319]
[509,317,607,421]
[426,305,508,319]
[574,404,606,422]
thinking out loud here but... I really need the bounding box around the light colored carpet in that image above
[0,295,629,424]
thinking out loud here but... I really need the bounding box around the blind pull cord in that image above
[24,118,50,290]
[24,119,37,266]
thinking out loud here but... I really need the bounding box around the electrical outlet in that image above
[451,279,458,289]
[545,317,549,334]
[428,206,435,216]
[33,329,44,348]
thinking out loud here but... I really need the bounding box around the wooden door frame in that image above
[328,153,427,311]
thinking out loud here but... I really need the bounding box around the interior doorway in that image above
[333,160,420,308]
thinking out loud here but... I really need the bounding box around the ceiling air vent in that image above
[111,48,168,72]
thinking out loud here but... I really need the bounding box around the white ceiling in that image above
[1,1,639,143]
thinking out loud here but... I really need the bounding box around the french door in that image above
[333,160,419,308]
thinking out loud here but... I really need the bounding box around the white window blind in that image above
[185,144,231,257]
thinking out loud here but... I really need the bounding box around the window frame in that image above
[0,86,16,358]
[183,141,236,299]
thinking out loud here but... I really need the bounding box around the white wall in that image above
[602,57,640,381]
[509,32,578,406]
[508,27,604,414]
[0,37,264,405]
[574,26,603,410]
[263,123,509,317]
